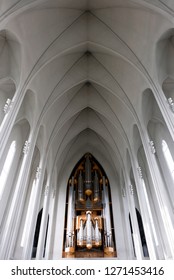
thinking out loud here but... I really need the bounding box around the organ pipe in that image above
[95,218,100,246]
[94,170,99,201]
[83,221,87,242]
[64,153,115,257]
[85,154,92,196]
[78,219,84,246]
[78,171,84,201]
[86,211,92,249]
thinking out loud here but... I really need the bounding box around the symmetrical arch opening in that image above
[63,153,116,258]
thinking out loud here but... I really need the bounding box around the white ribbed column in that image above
[44,169,58,259]
[22,158,47,259]
[124,175,144,260]
[0,86,24,159]
[120,179,135,259]
[44,188,56,259]
[36,177,51,259]
[0,129,38,259]
[133,165,157,260]
[140,132,174,258]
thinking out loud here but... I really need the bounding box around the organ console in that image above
[63,153,116,258]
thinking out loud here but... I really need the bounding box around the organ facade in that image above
[63,154,116,258]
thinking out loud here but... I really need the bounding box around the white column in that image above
[66,177,75,248]
[44,188,56,259]
[44,169,57,259]
[36,177,51,259]
[0,130,38,259]
[134,166,157,259]
[22,159,47,259]
[52,180,67,259]
[124,175,144,260]
[140,133,174,258]
[0,86,24,159]
[120,181,135,259]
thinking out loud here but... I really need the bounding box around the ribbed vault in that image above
[1,0,174,190]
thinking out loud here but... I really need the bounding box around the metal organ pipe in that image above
[85,155,92,196]
[78,171,84,201]
[94,170,99,201]
[85,155,91,182]
[86,211,92,249]
[95,218,100,246]
[92,222,95,243]
[83,221,87,243]
[78,219,84,246]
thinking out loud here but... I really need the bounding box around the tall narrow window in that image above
[129,214,136,257]
[32,209,43,258]
[43,216,49,258]
[162,140,174,181]
[135,208,149,257]
[0,141,16,199]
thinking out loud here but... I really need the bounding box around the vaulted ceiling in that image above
[1,0,174,178]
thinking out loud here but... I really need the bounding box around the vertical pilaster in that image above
[141,133,174,258]
[36,177,51,259]
[44,169,57,259]
[120,183,135,259]
[0,87,23,159]
[22,158,47,259]
[135,166,157,259]
[52,179,67,259]
[44,187,56,259]
[0,130,37,259]
[124,174,144,260]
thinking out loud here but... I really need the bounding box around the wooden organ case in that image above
[63,153,116,258]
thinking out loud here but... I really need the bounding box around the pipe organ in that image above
[63,153,116,258]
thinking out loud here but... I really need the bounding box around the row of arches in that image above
[0,1,174,259]
[1,22,174,124]
[1,85,174,259]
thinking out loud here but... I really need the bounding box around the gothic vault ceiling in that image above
[0,0,174,178]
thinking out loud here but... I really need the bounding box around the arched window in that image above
[136,209,149,257]
[162,140,174,181]
[129,214,136,257]
[0,140,16,199]
[129,210,149,258]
